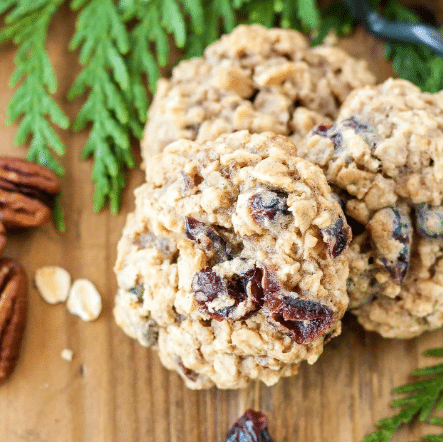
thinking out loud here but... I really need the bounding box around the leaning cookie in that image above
[300,78,443,339]
[114,131,350,389]
[141,24,375,163]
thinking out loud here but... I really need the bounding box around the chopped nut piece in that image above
[67,279,102,321]
[0,222,6,256]
[61,348,74,361]
[35,266,71,304]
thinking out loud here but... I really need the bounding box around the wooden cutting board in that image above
[1,4,443,441]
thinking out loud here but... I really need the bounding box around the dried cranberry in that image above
[180,172,195,193]
[342,116,368,133]
[370,207,412,283]
[313,123,343,150]
[191,267,264,321]
[261,266,281,296]
[265,294,333,344]
[174,355,199,382]
[321,217,350,258]
[249,190,291,227]
[313,124,333,137]
[225,409,274,442]
[128,284,144,301]
[185,217,231,262]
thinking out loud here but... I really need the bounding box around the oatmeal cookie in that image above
[114,131,350,389]
[301,78,443,338]
[141,24,375,164]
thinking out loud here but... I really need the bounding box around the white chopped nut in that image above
[66,279,102,321]
[61,348,74,361]
[35,266,71,304]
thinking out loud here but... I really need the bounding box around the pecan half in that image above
[0,222,6,256]
[0,157,61,228]
[0,258,28,382]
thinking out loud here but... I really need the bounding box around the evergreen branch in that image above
[0,0,68,232]
[312,1,355,45]
[364,348,443,442]
[2,0,323,217]
[0,0,68,173]
[68,0,134,214]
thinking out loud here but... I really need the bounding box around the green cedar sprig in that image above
[68,0,136,214]
[0,0,68,232]
[365,348,443,442]
[312,1,355,46]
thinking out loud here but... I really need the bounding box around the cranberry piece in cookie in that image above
[321,217,351,258]
[185,216,231,263]
[368,207,412,284]
[192,267,263,321]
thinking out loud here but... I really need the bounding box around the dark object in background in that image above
[343,0,443,56]
[225,409,274,442]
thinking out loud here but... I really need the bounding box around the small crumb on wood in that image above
[61,348,74,362]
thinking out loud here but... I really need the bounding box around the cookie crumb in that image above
[35,266,71,304]
[67,279,102,321]
[61,348,74,362]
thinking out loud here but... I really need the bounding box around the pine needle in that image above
[365,348,443,442]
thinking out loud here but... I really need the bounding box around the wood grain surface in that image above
[1,3,443,442]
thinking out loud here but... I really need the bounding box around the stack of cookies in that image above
[114,24,443,389]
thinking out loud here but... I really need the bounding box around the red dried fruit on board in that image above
[225,409,274,442]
